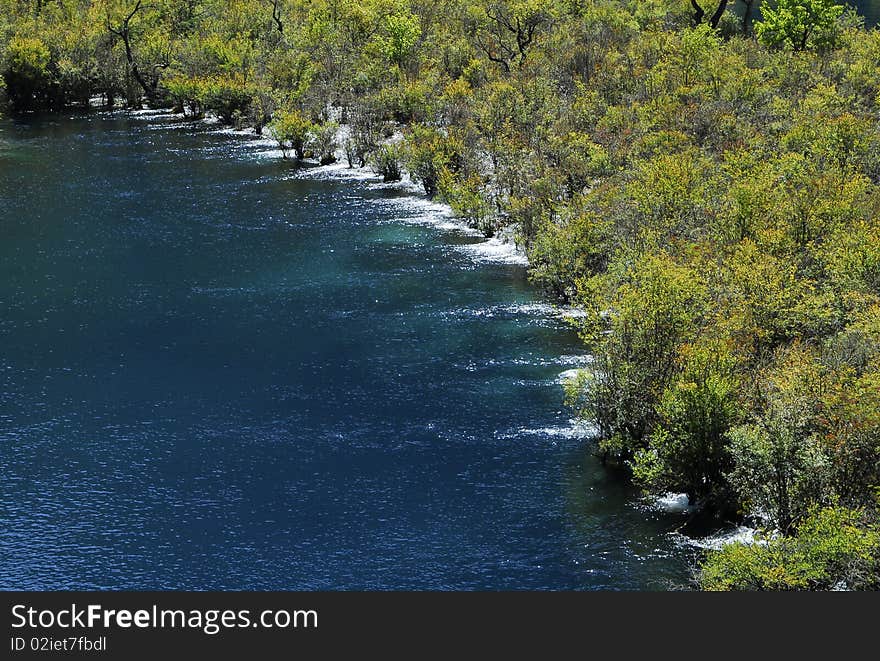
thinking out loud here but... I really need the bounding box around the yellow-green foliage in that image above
[269,107,313,160]
[700,507,880,590]
[3,35,52,109]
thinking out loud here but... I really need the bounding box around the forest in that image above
[2,0,879,590]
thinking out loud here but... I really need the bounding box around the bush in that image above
[375,81,435,124]
[756,0,845,52]
[403,124,465,198]
[200,75,253,125]
[700,507,880,590]
[270,109,313,160]
[632,339,742,510]
[345,103,383,167]
[439,170,494,235]
[164,75,204,117]
[372,144,402,182]
[527,204,611,300]
[313,122,339,165]
[574,252,707,461]
[2,36,58,111]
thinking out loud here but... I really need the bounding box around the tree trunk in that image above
[800,29,810,52]
[740,0,755,36]
[692,0,729,29]
[691,0,705,25]
[108,1,160,103]
[270,0,283,34]
[709,0,729,29]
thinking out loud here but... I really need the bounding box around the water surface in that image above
[0,113,694,590]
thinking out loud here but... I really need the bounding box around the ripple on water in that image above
[0,113,693,590]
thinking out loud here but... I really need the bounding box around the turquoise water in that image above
[0,112,695,590]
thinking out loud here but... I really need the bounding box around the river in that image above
[0,112,701,590]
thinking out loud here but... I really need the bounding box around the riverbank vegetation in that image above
[2,0,879,590]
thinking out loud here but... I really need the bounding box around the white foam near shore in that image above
[122,108,538,269]
[500,303,557,315]
[310,161,381,181]
[127,107,179,117]
[468,354,591,371]
[684,526,766,551]
[459,235,529,265]
[508,354,592,367]
[209,126,272,142]
[556,368,584,385]
[289,136,531,267]
[559,307,589,319]
[497,418,596,441]
[95,106,176,120]
[374,195,482,234]
[654,493,695,514]
[557,354,593,365]
[441,302,556,319]
[372,190,491,240]
[439,303,591,323]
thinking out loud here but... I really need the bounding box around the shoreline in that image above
[203,112,761,554]
[47,107,758,554]
[117,106,531,267]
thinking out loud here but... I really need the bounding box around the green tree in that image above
[466,0,554,74]
[312,121,339,165]
[632,339,742,510]
[270,107,313,160]
[403,124,464,198]
[573,251,707,461]
[756,0,844,52]
[700,506,880,590]
[371,143,403,182]
[378,11,421,72]
[2,36,54,110]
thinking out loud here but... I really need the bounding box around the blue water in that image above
[0,113,692,590]
[853,0,880,24]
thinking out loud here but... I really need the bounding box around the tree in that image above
[378,11,421,74]
[371,143,402,182]
[466,1,553,73]
[727,416,830,533]
[312,121,339,165]
[739,0,757,36]
[573,252,707,462]
[265,0,284,34]
[632,339,741,510]
[756,0,844,52]
[725,344,833,533]
[2,36,55,110]
[818,366,880,508]
[270,107,313,160]
[106,0,168,104]
[527,200,612,300]
[200,74,253,124]
[403,124,465,198]
[689,0,731,30]
[700,506,880,590]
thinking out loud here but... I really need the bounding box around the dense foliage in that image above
[3,0,879,590]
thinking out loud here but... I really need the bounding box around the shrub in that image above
[2,36,56,111]
[271,109,313,160]
[372,144,402,182]
[313,122,339,165]
[700,507,880,590]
